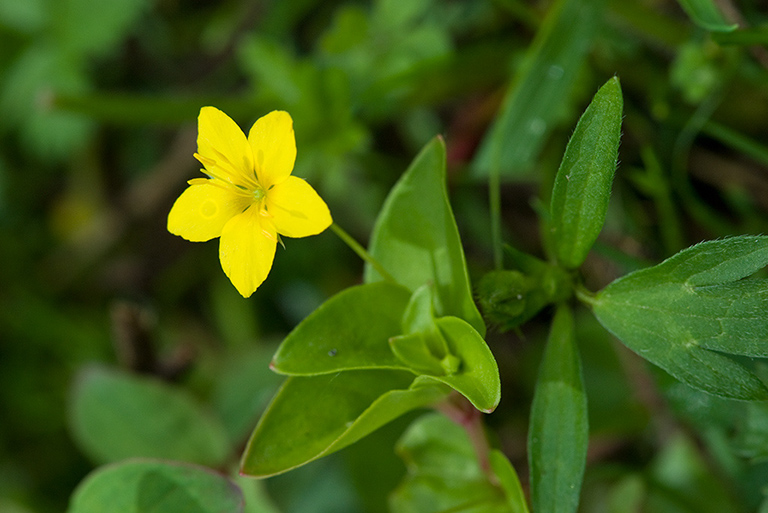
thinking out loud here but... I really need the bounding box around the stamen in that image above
[187,176,253,197]
[195,150,261,193]
[261,228,278,243]
[209,146,260,190]
[190,157,252,195]
[193,160,234,186]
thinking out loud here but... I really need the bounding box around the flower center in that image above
[253,187,266,201]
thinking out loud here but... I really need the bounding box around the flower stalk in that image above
[330,223,397,284]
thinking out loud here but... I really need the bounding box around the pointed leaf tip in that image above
[550,76,624,269]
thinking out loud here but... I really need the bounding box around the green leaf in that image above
[364,136,485,336]
[472,0,606,178]
[240,371,448,477]
[550,76,623,269]
[390,413,520,513]
[393,286,500,412]
[428,317,500,413]
[489,451,531,513]
[400,284,445,336]
[271,282,412,375]
[271,281,499,413]
[389,332,450,377]
[67,459,243,513]
[69,366,230,466]
[528,306,588,513]
[676,0,738,32]
[592,236,768,400]
[390,284,467,377]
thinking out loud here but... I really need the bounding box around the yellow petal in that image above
[167,182,250,242]
[219,207,277,297]
[248,111,296,189]
[197,107,255,185]
[267,176,332,238]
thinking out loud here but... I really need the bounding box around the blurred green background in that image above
[3,0,768,511]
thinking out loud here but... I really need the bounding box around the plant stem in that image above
[702,120,768,167]
[330,223,397,284]
[436,393,494,478]
[574,282,597,307]
[671,70,737,236]
[490,161,503,271]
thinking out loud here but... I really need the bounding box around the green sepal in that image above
[478,246,573,330]
[364,136,485,336]
[67,459,243,513]
[528,305,588,513]
[592,236,768,400]
[549,76,623,269]
[270,282,412,375]
[240,370,449,478]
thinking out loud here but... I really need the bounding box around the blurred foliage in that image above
[2,0,768,511]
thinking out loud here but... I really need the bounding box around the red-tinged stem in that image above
[435,392,495,480]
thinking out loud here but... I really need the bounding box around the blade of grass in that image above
[702,120,768,167]
[472,0,606,180]
[676,0,738,32]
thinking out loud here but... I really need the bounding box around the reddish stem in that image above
[435,392,495,481]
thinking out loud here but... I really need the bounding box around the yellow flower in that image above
[168,107,332,297]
